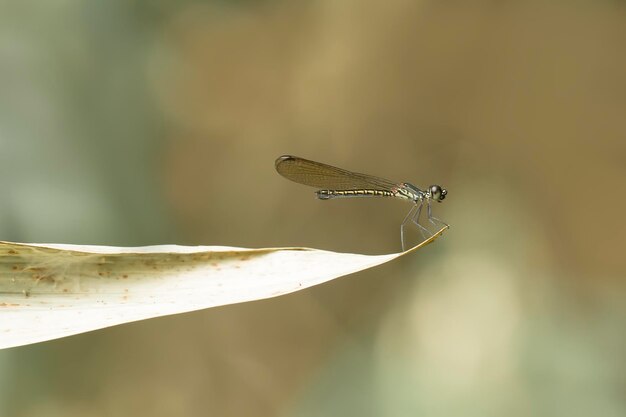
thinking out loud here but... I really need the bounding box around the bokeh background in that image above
[1,1,624,416]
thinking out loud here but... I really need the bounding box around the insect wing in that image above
[275,155,398,191]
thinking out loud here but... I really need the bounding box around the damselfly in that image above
[275,155,448,250]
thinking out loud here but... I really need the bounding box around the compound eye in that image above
[430,185,447,201]
[440,188,447,201]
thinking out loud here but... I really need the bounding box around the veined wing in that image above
[275,155,399,191]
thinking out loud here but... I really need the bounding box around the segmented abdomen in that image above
[316,189,396,200]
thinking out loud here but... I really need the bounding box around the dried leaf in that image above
[0,226,447,349]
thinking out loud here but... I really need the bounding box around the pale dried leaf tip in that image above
[0,226,447,349]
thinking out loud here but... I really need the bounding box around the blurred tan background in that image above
[1,1,624,416]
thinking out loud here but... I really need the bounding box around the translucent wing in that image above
[275,156,399,191]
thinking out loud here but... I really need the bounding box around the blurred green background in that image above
[1,1,624,416]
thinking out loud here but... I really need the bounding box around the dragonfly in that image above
[275,155,448,250]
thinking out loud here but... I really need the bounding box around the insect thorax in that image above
[398,183,425,202]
